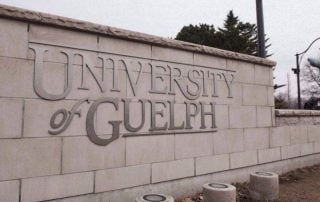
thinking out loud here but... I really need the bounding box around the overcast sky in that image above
[1,0,320,97]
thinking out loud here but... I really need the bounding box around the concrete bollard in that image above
[203,183,236,202]
[135,193,174,202]
[249,171,279,201]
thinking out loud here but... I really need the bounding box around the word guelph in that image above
[31,45,236,146]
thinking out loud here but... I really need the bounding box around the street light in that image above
[292,37,320,109]
[308,57,320,69]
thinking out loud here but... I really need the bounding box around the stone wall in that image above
[0,4,319,202]
[274,110,320,157]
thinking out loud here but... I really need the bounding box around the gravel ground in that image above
[178,164,320,202]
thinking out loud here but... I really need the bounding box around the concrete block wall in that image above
[274,110,320,160]
[0,4,319,202]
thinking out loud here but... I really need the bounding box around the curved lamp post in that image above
[292,37,320,109]
[308,57,320,69]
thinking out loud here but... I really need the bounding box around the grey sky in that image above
[1,0,320,96]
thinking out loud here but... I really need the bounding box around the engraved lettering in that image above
[49,98,90,135]
[187,69,201,97]
[185,101,200,129]
[123,98,147,132]
[149,64,168,94]
[123,59,143,96]
[31,45,74,100]
[223,72,235,98]
[200,102,216,129]
[168,100,185,130]
[78,53,106,93]
[149,100,168,131]
[33,43,238,147]
[86,97,122,146]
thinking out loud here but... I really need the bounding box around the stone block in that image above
[95,165,150,192]
[281,144,301,159]
[277,117,300,126]
[126,135,174,166]
[151,46,193,64]
[314,116,320,125]
[175,133,213,159]
[215,104,229,129]
[0,18,28,58]
[257,107,272,127]
[290,125,308,144]
[270,126,290,147]
[99,36,151,58]
[244,128,269,150]
[229,106,256,128]
[276,117,299,126]
[29,24,98,50]
[0,98,23,138]
[204,81,242,106]
[308,125,320,142]
[21,172,93,202]
[0,138,61,180]
[0,58,36,98]
[301,143,314,156]
[243,84,268,106]
[315,142,320,153]
[152,159,194,183]
[23,99,88,137]
[299,117,314,125]
[258,148,281,164]
[214,129,243,155]
[215,82,243,106]
[254,65,271,86]
[269,68,274,87]
[196,154,229,175]
[194,53,226,69]
[230,150,258,169]
[231,83,243,105]
[62,136,125,173]
[227,59,255,84]
[268,87,275,106]
[271,107,276,127]
[0,180,19,202]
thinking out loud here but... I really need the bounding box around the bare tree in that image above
[275,92,289,109]
[301,48,320,97]
[301,63,320,96]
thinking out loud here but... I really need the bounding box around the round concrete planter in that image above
[135,193,174,202]
[249,171,279,201]
[203,183,236,202]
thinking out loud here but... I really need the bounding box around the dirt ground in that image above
[178,164,320,202]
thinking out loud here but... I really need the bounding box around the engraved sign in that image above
[30,43,236,146]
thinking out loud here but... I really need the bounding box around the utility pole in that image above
[256,0,266,58]
[287,73,291,108]
[294,54,301,109]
